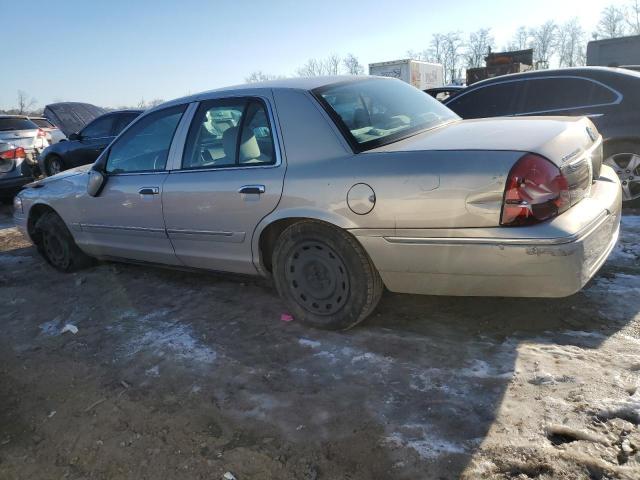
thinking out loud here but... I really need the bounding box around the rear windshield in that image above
[30,118,55,128]
[0,118,38,131]
[313,78,459,151]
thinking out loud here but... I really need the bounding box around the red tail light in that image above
[0,147,25,160]
[501,153,570,226]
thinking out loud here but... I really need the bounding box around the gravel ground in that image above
[1,204,639,480]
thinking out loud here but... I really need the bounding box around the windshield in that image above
[0,117,38,131]
[314,78,459,151]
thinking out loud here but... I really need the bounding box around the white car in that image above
[29,117,66,144]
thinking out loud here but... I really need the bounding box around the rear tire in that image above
[272,220,383,330]
[34,211,94,272]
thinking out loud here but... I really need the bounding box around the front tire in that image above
[46,155,64,176]
[34,211,94,272]
[272,221,383,330]
[603,141,640,205]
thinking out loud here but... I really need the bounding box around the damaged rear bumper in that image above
[352,165,622,298]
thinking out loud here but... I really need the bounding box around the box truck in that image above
[587,35,640,67]
[368,59,444,90]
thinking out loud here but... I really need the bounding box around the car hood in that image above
[28,164,91,187]
[43,102,107,137]
[371,116,598,168]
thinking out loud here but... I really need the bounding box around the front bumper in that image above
[353,165,622,298]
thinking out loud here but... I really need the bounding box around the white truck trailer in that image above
[368,59,444,90]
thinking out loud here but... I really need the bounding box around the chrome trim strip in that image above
[81,224,166,234]
[166,228,233,237]
[383,211,609,247]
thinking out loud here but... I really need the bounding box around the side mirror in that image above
[68,132,81,141]
[87,167,106,197]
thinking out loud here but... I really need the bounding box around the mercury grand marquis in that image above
[13,76,622,329]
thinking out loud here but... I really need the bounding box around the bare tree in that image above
[147,99,165,108]
[596,5,627,39]
[297,58,324,77]
[17,90,36,115]
[530,21,557,69]
[343,53,364,75]
[627,0,640,35]
[506,26,530,50]
[245,71,281,83]
[556,18,586,67]
[466,28,494,69]
[441,32,464,83]
[325,54,341,75]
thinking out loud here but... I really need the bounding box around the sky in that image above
[0,0,628,110]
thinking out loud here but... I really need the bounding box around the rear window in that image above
[30,118,55,128]
[314,78,459,151]
[0,118,38,131]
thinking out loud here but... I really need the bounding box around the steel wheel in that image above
[48,157,63,176]
[284,240,350,316]
[604,152,640,201]
[41,226,70,269]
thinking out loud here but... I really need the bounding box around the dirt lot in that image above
[1,204,639,480]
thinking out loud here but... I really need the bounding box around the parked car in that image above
[38,110,142,176]
[443,67,640,203]
[0,142,34,199]
[14,77,621,330]
[0,116,48,172]
[425,86,465,102]
[28,117,66,144]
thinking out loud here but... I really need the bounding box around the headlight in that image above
[13,195,23,214]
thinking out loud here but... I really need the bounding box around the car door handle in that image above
[139,187,160,195]
[238,185,265,195]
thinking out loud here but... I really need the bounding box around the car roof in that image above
[104,109,144,115]
[466,66,640,89]
[0,115,30,119]
[156,76,380,109]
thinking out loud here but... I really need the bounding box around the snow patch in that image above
[121,308,217,364]
[298,338,321,349]
[385,427,467,459]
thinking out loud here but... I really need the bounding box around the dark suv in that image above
[38,110,142,176]
[444,67,640,203]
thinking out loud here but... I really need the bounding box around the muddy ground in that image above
[1,204,639,480]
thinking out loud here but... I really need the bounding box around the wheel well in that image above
[258,218,303,273]
[27,204,57,245]
[44,154,63,173]
[603,138,640,158]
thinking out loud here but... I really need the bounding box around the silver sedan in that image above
[13,77,622,329]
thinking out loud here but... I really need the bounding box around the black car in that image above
[39,109,142,176]
[444,67,640,203]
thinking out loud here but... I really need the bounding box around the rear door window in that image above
[446,82,522,118]
[182,98,276,169]
[518,77,618,114]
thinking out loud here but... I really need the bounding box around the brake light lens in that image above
[0,147,25,160]
[500,153,570,226]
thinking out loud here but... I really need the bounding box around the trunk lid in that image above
[370,116,602,228]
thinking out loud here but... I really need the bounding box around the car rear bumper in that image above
[352,165,622,298]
